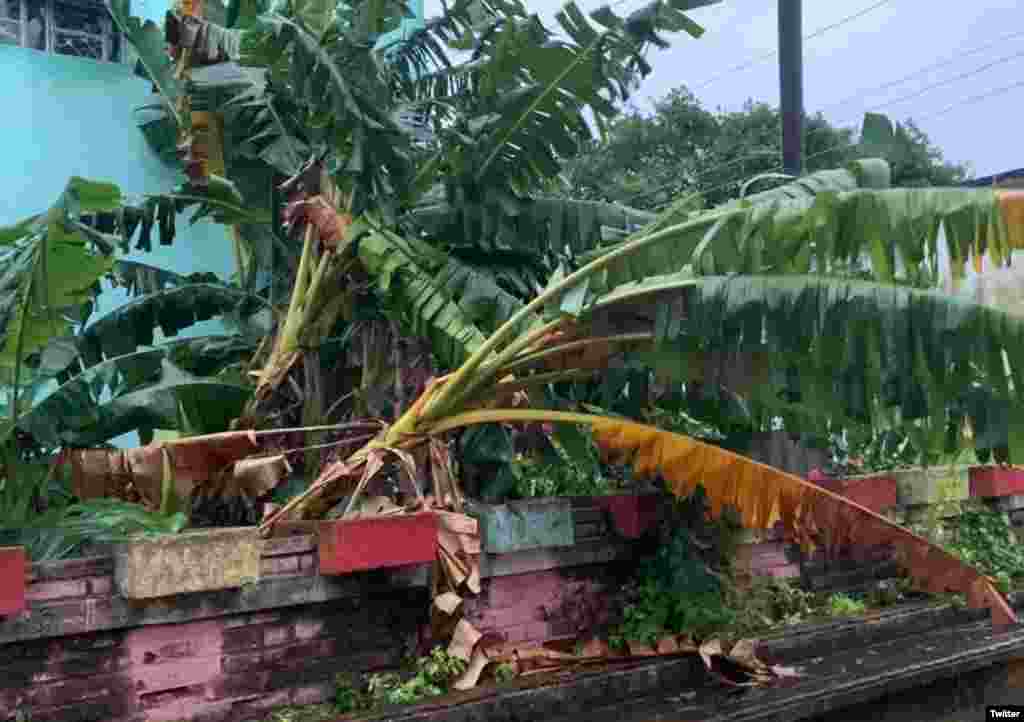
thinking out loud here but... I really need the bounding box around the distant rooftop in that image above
[963,168,1024,188]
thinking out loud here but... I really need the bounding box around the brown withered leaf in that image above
[230,454,292,498]
[453,648,491,691]
[434,591,463,615]
[68,430,261,509]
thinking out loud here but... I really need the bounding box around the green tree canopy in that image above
[558,89,970,210]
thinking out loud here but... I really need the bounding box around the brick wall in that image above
[0,503,649,722]
[0,535,427,722]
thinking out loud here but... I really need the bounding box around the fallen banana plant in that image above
[258,186,1024,632]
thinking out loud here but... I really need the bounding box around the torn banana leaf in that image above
[18,346,251,447]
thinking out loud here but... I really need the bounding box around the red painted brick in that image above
[141,685,231,722]
[262,535,316,557]
[484,571,562,609]
[29,674,121,707]
[318,513,438,575]
[263,624,293,647]
[293,619,325,640]
[241,689,291,711]
[522,622,552,644]
[223,612,281,629]
[970,466,1024,498]
[126,620,222,665]
[26,578,88,602]
[0,546,26,616]
[765,564,800,579]
[87,576,113,596]
[594,495,663,539]
[30,555,112,582]
[133,656,222,694]
[291,682,333,705]
[222,651,263,675]
[223,624,271,652]
[207,671,271,700]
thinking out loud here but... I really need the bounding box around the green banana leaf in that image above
[18,344,251,447]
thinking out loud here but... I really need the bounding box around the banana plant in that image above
[244,157,1024,629]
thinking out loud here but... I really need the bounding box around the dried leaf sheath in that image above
[586,417,1017,628]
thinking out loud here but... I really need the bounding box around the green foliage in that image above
[509,425,627,498]
[60,498,188,542]
[0,451,81,562]
[493,662,517,683]
[611,487,738,645]
[827,593,867,617]
[367,647,467,707]
[578,270,1024,463]
[723,577,824,637]
[944,504,1024,586]
[17,345,253,448]
[559,91,969,211]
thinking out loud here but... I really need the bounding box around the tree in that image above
[1,0,1020,628]
[558,91,970,209]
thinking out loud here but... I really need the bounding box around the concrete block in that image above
[893,466,969,506]
[988,495,1024,513]
[475,499,574,554]
[114,528,261,600]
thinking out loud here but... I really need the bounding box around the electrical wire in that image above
[645,76,1024,211]
[692,0,897,90]
[817,27,1024,116]
[625,36,1024,205]
[808,44,1024,142]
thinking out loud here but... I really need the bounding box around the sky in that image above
[423,0,1024,179]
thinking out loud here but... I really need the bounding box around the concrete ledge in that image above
[114,527,262,599]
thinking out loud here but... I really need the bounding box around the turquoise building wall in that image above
[1,0,425,442]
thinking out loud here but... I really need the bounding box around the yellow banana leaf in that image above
[586,417,1017,629]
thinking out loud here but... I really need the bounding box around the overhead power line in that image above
[818,27,1024,115]
[648,78,1024,210]
[820,45,1024,136]
[627,43,1024,206]
[692,0,896,90]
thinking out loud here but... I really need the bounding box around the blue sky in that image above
[425,0,1024,178]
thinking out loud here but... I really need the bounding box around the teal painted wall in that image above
[3,0,425,441]
[0,43,236,314]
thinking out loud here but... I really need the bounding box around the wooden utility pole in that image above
[778,0,803,175]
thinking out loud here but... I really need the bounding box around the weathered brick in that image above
[522,622,553,644]
[21,694,134,722]
[207,671,271,700]
[28,674,122,708]
[237,689,291,712]
[263,624,293,648]
[133,656,222,695]
[222,651,263,675]
[261,535,316,557]
[223,612,281,630]
[30,556,113,583]
[26,579,89,602]
[291,682,334,706]
[125,620,222,665]
[260,555,300,577]
[293,619,325,641]
[298,553,317,572]
[86,576,113,597]
[223,624,270,652]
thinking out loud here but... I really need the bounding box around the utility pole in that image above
[778,0,803,175]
